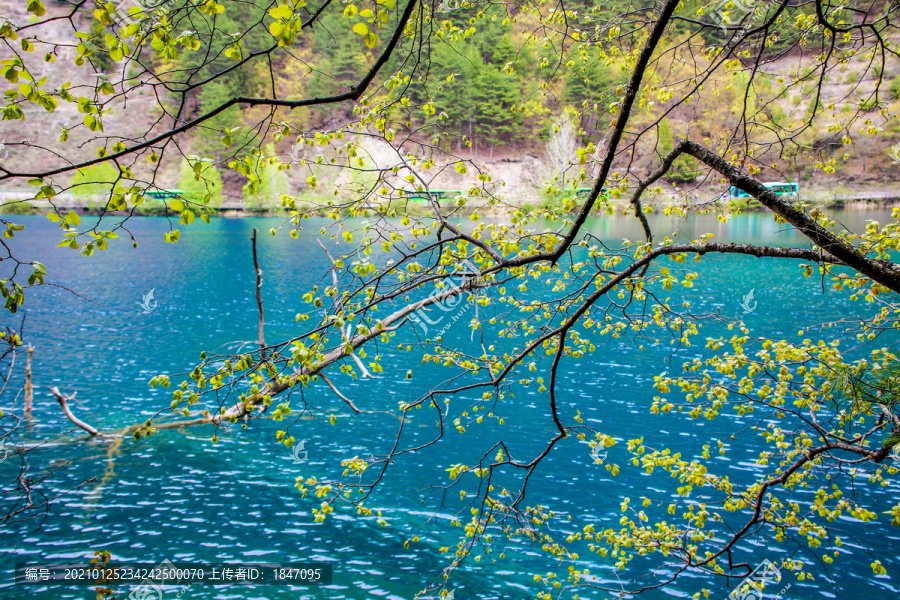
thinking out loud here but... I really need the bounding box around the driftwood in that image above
[24,345,32,419]
[41,224,417,443]
[44,387,218,442]
[251,228,267,360]
[49,387,100,436]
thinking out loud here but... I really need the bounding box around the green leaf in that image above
[352,23,368,35]
[170,199,185,212]
[180,209,195,224]
[271,3,293,19]
[26,0,45,17]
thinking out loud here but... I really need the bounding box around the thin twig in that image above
[319,372,363,413]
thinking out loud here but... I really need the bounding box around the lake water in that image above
[0,211,898,599]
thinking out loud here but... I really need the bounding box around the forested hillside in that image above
[0,0,898,206]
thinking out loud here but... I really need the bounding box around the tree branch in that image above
[48,387,101,437]
[679,139,900,292]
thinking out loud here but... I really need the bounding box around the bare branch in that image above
[48,387,101,437]
[319,372,363,414]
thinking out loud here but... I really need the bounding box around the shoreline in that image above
[2,190,900,218]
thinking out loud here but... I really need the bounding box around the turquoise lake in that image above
[0,211,898,599]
